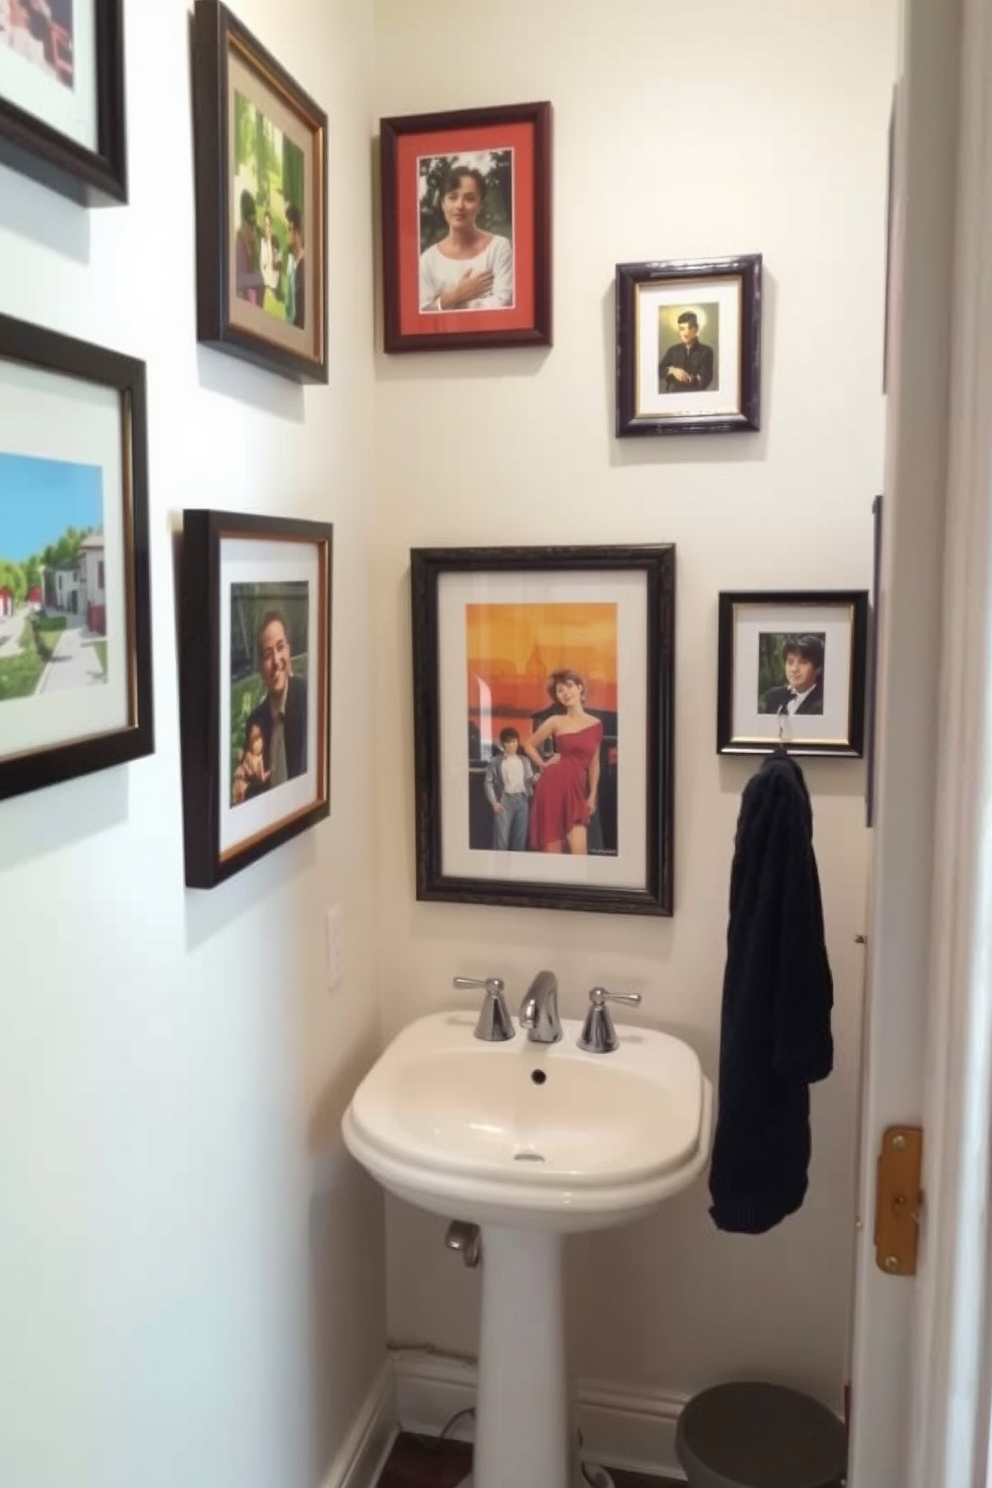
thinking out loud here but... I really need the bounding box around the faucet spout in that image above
[519,969,562,1044]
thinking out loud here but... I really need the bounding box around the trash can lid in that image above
[675,1381,847,1488]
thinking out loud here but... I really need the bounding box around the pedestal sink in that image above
[342,1009,714,1488]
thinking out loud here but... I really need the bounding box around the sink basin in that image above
[342,1009,713,1233]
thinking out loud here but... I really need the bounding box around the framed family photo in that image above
[191,0,328,383]
[0,311,152,801]
[411,544,674,916]
[0,0,127,204]
[380,100,552,354]
[717,590,869,757]
[179,510,333,888]
[615,255,762,437]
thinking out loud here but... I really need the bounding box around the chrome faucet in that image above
[519,969,562,1044]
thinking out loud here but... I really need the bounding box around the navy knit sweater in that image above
[708,749,834,1234]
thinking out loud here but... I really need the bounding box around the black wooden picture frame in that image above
[0,0,127,205]
[0,311,153,801]
[615,254,762,437]
[191,0,328,383]
[179,510,333,888]
[411,544,675,916]
[717,589,869,757]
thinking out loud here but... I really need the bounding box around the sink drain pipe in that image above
[444,1220,482,1268]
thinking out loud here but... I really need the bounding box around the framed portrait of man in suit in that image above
[716,590,869,757]
[615,254,762,437]
[179,509,333,887]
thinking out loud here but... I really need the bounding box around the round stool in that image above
[675,1381,847,1488]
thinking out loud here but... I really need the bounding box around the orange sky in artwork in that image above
[466,602,618,712]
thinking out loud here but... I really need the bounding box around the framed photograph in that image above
[716,590,869,757]
[411,544,675,916]
[0,0,126,204]
[191,0,328,383]
[179,510,332,889]
[0,311,152,801]
[615,255,762,437]
[380,100,552,354]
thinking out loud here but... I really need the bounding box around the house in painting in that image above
[79,533,106,635]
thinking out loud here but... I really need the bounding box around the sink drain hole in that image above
[514,1151,546,1163]
[530,1069,548,1085]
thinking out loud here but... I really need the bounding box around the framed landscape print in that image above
[0,311,152,801]
[380,100,552,354]
[411,544,674,916]
[0,0,127,204]
[179,510,332,889]
[191,0,328,383]
[716,590,869,757]
[615,255,762,437]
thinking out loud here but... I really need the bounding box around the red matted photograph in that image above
[379,101,553,353]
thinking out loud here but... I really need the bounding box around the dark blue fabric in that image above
[708,749,834,1234]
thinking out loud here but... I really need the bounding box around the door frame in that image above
[849,0,992,1483]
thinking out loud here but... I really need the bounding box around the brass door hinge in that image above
[874,1125,923,1276]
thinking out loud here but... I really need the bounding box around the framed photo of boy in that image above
[380,100,552,354]
[0,311,152,803]
[179,510,333,889]
[0,0,127,204]
[191,0,328,383]
[615,255,762,437]
[411,544,675,916]
[716,590,869,757]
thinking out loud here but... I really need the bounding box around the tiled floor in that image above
[376,1432,681,1486]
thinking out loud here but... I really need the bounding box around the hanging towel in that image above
[708,748,834,1234]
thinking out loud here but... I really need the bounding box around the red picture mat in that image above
[394,121,536,340]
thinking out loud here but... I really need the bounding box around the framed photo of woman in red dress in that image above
[410,544,675,916]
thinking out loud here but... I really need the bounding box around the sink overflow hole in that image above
[514,1152,546,1163]
[531,1070,548,1085]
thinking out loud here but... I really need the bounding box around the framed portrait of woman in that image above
[0,0,127,204]
[410,544,675,916]
[380,101,553,354]
[191,0,328,383]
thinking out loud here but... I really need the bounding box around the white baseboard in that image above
[321,1360,398,1488]
[392,1350,687,1481]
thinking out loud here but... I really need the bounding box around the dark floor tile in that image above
[375,1432,681,1486]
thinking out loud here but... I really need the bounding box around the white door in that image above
[849,0,992,1484]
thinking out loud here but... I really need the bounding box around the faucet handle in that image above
[452,976,516,1043]
[577,986,642,1054]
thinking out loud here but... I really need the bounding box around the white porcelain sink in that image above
[342,1006,713,1488]
[343,1010,713,1233]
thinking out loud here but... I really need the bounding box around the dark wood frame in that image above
[0,311,152,800]
[380,100,553,354]
[191,0,328,383]
[615,254,762,437]
[0,0,127,204]
[411,544,675,916]
[179,510,333,889]
[716,589,869,757]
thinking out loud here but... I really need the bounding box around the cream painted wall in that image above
[0,4,384,1488]
[374,0,895,1408]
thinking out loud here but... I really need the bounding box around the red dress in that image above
[528,720,603,849]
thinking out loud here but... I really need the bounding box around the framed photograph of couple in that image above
[717,589,869,757]
[411,544,675,916]
[191,0,328,383]
[0,0,127,204]
[615,254,762,437]
[179,510,333,889]
[380,100,552,354]
[0,310,152,802]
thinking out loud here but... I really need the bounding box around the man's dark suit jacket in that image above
[246,675,308,788]
[659,339,714,392]
[761,681,824,717]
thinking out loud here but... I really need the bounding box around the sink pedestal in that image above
[456,1225,597,1488]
